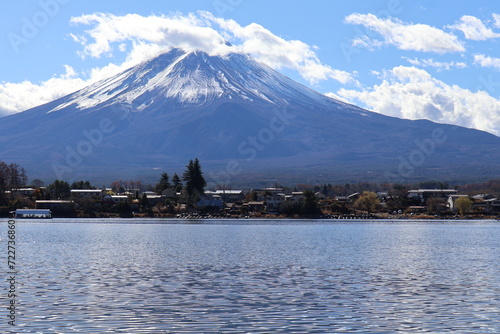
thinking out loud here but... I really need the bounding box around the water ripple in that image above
[1,220,500,333]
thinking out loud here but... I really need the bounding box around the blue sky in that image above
[1,0,499,135]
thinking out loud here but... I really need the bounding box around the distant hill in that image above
[0,48,498,186]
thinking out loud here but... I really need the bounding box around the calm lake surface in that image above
[1,219,500,333]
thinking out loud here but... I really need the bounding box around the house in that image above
[348,192,361,201]
[197,193,223,208]
[11,188,35,197]
[251,187,285,212]
[448,194,470,212]
[334,196,349,202]
[286,192,304,204]
[254,187,283,200]
[246,201,265,212]
[482,198,500,213]
[102,195,129,204]
[145,194,163,206]
[225,203,242,215]
[161,188,177,199]
[213,190,244,203]
[36,200,75,213]
[315,192,327,200]
[70,189,104,199]
[265,193,285,212]
[472,194,496,201]
[408,189,458,204]
[291,191,304,199]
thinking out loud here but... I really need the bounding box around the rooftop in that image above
[71,189,103,193]
[409,189,457,193]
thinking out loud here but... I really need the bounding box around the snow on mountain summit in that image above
[49,48,332,113]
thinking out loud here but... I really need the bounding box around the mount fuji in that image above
[0,48,499,185]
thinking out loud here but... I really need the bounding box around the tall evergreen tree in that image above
[192,159,206,194]
[302,190,320,215]
[155,172,171,193]
[183,158,206,206]
[172,173,182,192]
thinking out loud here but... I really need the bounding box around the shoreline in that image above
[4,213,499,221]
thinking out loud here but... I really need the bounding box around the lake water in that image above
[1,219,500,333]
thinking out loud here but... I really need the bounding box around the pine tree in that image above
[155,172,171,193]
[172,173,182,192]
[183,158,206,206]
[302,190,320,215]
[192,159,206,193]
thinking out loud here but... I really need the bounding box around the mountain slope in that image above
[0,48,498,185]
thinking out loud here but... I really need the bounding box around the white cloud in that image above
[205,13,355,85]
[0,12,356,117]
[338,66,500,136]
[70,11,356,85]
[474,54,500,70]
[70,13,229,60]
[449,15,500,40]
[0,66,87,116]
[494,13,500,28]
[402,57,467,71]
[345,13,465,54]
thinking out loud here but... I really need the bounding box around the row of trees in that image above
[154,158,206,207]
[0,158,208,216]
[0,162,28,190]
[0,158,490,217]
[155,173,182,193]
[349,191,474,216]
[310,181,452,199]
[0,162,28,206]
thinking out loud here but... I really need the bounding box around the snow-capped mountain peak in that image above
[2,47,498,184]
[49,48,332,114]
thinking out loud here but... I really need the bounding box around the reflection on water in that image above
[1,219,500,333]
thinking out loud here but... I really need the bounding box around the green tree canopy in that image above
[354,191,380,213]
[455,196,473,216]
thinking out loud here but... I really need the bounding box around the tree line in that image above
[153,158,206,207]
[0,157,498,217]
[0,162,28,206]
[0,158,206,207]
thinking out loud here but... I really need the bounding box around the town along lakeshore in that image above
[5,185,499,220]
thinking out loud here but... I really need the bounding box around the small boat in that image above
[9,209,52,219]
